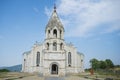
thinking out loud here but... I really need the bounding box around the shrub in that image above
[0,69,10,72]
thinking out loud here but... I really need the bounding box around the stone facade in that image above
[22,7,84,76]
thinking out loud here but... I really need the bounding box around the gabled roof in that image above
[45,6,64,32]
[77,52,84,56]
[23,51,31,55]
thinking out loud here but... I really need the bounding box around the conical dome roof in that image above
[45,6,64,32]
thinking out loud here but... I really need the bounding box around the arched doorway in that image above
[51,64,58,74]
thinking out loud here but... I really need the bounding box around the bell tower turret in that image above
[45,5,65,51]
[45,5,64,40]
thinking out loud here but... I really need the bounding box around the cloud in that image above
[45,7,52,18]
[101,22,120,34]
[45,0,120,37]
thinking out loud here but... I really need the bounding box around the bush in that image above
[0,69,10,72]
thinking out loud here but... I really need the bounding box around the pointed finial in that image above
[54,3,56,12]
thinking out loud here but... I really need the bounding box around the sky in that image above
[0,0,120,68]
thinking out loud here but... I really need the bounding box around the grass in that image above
[77,70,120,80]
[0,71,120,80]
[0,72,34,80]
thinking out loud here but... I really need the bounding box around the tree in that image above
[99,60,107,69]
[105,59,114,68]
[90,58,99,70]
[90,58,114,70]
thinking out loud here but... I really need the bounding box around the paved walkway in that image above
[45,77,65,80]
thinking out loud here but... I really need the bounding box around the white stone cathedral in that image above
[22,6,84,76]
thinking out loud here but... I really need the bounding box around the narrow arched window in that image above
[53,42,57,51]
[68,52,71,67]
[48,30,50,38]
[48,30,50,33]
[24,59,26,70]
[46,43,49,50]
[53,29,57,38]
[36,52,40,66]
[60,43,63,50]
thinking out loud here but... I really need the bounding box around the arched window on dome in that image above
[46,43,49,50]
[36,52,40,66]
[68,52,71,67]
[60,43,63,50]
[53,42,57,51]
[53,29,57,38]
